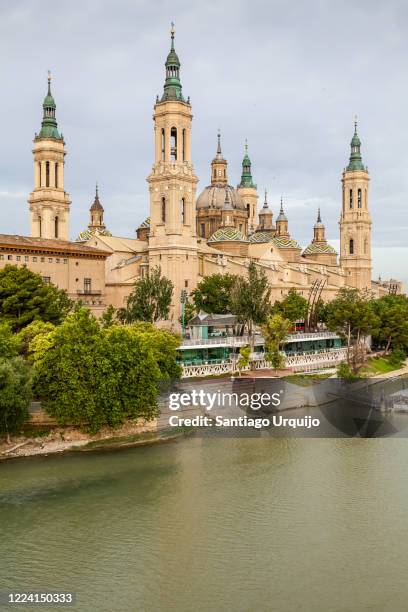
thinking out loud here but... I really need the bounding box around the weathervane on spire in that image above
[245,138,248,153]
[354,114,358,133]
[170,21,175,46]
[47,70,52,83]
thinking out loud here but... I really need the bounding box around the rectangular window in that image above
[63,258,68,264]
[7,255,12,260]
[349,189,353,208]
[84,278,92,294]
[48,258,53,263]
[0,254,4,260]
[184,280,188,288]
[41,257,45,263]
[16,256,21,261]
[201,223,205,237]
[42,276,51,285]
[56,258,60,264]
[24,256,29,262]
[358,188,362,208]
[33,257,37,262]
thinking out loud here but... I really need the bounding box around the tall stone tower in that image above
[237,141,258,233]
[340,121,372,290]
[28,73,71,240]
[147,25,199,323]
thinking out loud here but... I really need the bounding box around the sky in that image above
[0,0,407,287]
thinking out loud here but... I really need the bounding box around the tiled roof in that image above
[249,231,275,243]
[0,234,109,256]
[303,242,337,255]
[76,228,112,242]
[272,236,301,249]
[138,217,150,229]
[208,227,249,243]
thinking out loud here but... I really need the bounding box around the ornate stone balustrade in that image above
[181,348,348,378]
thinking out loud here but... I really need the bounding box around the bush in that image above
[388,349,406,367]
[0,357,32,442]
[337,361,359,381]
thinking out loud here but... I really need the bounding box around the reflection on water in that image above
[1,436,408,611]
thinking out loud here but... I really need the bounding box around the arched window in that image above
[161,128,165,161]
[46,161,50,188]
[38,216,42,237]
[181,198,185,224]
[349,188,353,209]
[55,163,58,188]
[349,238,354,255]
[358,188,362,208]
[170,127,177,161]
[161,197,166,223]
[200,223,205,237]
[38,162,42,187]
[54,216,59,239]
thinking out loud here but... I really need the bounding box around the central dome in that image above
[196,184,246,210]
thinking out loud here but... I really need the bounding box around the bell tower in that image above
[340,120,372,290]
[28,73,71,240]
[147,24,199,323]
[237,140,258,233]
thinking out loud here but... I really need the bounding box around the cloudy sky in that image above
[0,0,407,286]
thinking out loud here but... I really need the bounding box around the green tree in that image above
[272,288,308,324]
[229,263,271,353]
[0,357,32,443]
[117,267,173,324]
[372,294,408,355]
[0,265,72,332]
[100,304,117,328]
[35,309,179,432]
[325,288,379,373]
[236,345,251,376]
[178,299,196,326]
[0,322,21,359]
[191,273,238,314]
[17,320,55,356]
[262,314,291,373]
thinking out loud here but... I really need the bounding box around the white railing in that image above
[181,348,348,378]
[179,330,339,349]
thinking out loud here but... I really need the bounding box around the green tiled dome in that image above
[303,242,337,255]
[272,236,300,249]
[208,227,248,243]
[249,231,275,244]
[76,227,112,242]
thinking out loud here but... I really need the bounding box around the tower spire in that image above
[161,22,185,102]
[239,139,255,188]
[217,129,222,157]
[38,71,61,139]
[347,116,365,171]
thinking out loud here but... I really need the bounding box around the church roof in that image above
[0,234,110,257]
[76,227,112,242]
[249,231,275,243]
[208,227,249,244]
[303,242,337,255]
[272,236,301,249]
[138,217,150,229]
[197,184,246,210]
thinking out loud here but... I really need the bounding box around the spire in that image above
[346,117,365,171]
[90,182,103,212]
[223,188,233,210]
[216,130,223,159]
[277,196,287,221]
[239,139,255,188]
[160,23,185,103]
[313,207,326,243]
[38,71,61,139]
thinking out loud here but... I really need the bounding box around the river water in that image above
[1,433,408,611]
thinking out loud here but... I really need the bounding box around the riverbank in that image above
[0,420,189,461]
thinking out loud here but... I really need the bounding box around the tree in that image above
[17,320,55,356]
[191,273,238,314]
[178,299,196,326]
[262,314,291,373]
[372,294,408,355]
[35,309,180,432]
[0,357,32,443]
[100,304,117,328]
[325,288,379,373]
[0,265,72,332]
[229,263,271,352]
[0,322,21,359]
[236,346,251,376]
[272,288,308,324]
[117,267,173,324]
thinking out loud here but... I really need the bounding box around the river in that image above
[1,430,408,611]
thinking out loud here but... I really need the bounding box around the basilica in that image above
[0,28,402,324]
